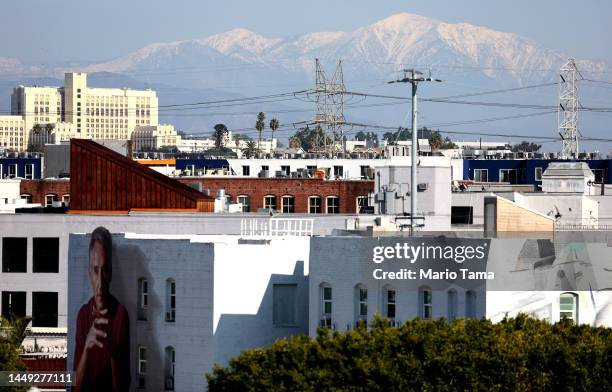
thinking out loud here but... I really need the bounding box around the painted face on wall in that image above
[89,240,111,312]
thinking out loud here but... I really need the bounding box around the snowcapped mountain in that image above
[78,13,607,88]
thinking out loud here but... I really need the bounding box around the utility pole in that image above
[388,69,441,230]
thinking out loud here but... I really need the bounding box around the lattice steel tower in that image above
[313,58,345,153]
[558,58,582,158]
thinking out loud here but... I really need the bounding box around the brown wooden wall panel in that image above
[70,139,214,212]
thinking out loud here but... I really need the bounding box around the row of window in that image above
[137,278,176,323]
[318,284,478,328]
[1,291,58,327]
[19,193,69,207]
[473,167,605,183]
[232,195,369,214]
[0,164,36,179]
[241,165,373,179]
[1,237,59,273]
[137,345,175,390]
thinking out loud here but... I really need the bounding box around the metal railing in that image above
[240,218,314,237]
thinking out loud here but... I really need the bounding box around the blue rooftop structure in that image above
[462,159,612,186]
[0,157,43,179]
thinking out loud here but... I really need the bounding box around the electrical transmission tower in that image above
[313,59,345,154]
[558,58,583,158]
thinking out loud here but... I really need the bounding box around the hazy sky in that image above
[2,0,611,64]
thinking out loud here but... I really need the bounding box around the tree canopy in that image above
[510,141,542,153]
[207,315,612,392]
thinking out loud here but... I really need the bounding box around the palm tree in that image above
[255,112,266,154]
[242,140,258,159]
[213,124,229,149]
[428,131,444,154]
[269,118,279,149]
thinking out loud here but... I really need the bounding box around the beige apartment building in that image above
[1,72,159,151]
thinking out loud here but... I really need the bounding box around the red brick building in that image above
[177,177,374,214]
[20,179,71,206]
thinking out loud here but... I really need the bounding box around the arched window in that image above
[237,195,250,212]
[465,290,477,318]
[282,195,295,213]
[137,278,148,321]
[447,289,458,321]
[166,279,176,322]
[164,346,175,390]
[263,195,277,211]
[45,193,58,207]
[326,196,340,214]
[62,194,70,207]
[309,196,322,214]
[354,284,368,323]
[319,282,332,328]
[419,287,432,320]
[383,285,396,322]
[560,292,578,322]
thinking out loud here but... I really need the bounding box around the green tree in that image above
[511,141,542,153]
[269,118,280,147]
[242,140,259,159]
[1,316,30,392]
[213,124,229,149]
[255,112,266,153]
[428,131,444,153]
[207,315,612,391]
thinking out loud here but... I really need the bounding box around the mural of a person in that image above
[74,226,130,391]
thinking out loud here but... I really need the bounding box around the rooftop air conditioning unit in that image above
[417,183,428,191]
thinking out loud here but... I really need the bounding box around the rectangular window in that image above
[357,196,369,214]
[273,284,297,326]
[323,287,332,315]
[1,291,26,319]
[535,167,543,181]
[237,195,250,212]
[25,164,34,179]
[282,196,295,213]
[326,197,340,214]
[309,196,322,214]
[499,169,517,183]
[474,169,488,182]
[333,165,344,178]
[33,238,59,273]
[306,165,317,176]
[360,165,370,179]
[386,289,396,319]
[138,279,148,321]
[451,206,474,225]
[264,195,277,211]
[358,288,367,320]
[261,165,269,173]
[8,164,17,178]
[138,346,147,376]
[32,292,58,327]
[242,165,250,176]
[2,238,27,273]
[280,165,290,176]
[421,290,432,320]
[166,280,176,322]
[560,294,576,322]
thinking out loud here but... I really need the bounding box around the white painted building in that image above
[132,124,178,151]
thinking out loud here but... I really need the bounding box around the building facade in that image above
[4,73,159,151]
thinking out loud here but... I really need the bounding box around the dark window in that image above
[280,165,290,176]
[242,165,250,176]
[451,206,474,224]
[32,292,58,327]
[333,165,344,178]
[33,238,59,273]
[2,238,27,272]
[2,291,26,319]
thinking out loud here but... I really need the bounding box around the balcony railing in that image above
[240,218,314,237]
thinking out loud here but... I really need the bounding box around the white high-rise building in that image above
[2,72,159,151]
